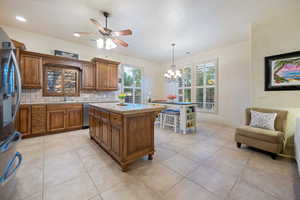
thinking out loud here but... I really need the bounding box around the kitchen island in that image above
[89,103,165,171]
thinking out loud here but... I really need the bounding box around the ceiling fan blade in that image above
[90,18,107,34]
[74,32,95,36]
[112,38,128,47]
[112,29,132,36]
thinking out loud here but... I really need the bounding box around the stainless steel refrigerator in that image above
[0,27,22,200]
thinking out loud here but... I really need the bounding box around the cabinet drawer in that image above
[110,113,122,127]
[47,103,82,111]
[47,104,67,111]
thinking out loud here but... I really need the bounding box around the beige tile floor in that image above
[13,122,300,200]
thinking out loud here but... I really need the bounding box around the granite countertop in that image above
[21,100,118,105]
[89,103,165,114]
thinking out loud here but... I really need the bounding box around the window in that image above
[122,65,142,104]
[177,67,192,102]
[175,60,218,113]
[196,61,217,112]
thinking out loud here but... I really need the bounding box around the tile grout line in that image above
[241,164,283,200]
[127,163,183,200]
[43,135,100,200]
[74,143,104,200]
[234,155,282,200]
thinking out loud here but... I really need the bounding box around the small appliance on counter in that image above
[0,27,23,200]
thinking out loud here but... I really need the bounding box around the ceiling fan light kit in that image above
[164,43,182,81]
[97,37,117,50]
[74,11,132,50]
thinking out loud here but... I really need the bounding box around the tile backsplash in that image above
[21,89,118,103]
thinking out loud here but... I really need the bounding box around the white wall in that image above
[1,25,164,101]
[163,41,251,127]
[251,9,300,155]
[251,10,300,108]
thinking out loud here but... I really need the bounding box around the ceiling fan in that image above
[74,11,132,50]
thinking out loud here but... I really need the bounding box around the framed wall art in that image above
[265,51,300,91]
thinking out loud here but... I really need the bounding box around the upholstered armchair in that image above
[235,108,288,159]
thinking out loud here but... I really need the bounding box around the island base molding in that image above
[89,105,160,171]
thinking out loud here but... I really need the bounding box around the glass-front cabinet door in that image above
[44,65,79,96]
[63,69,79,96]
[46,67,63,96]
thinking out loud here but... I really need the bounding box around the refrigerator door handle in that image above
[9,50,22,122]
[0,152,22,185]
[0,131,21,153]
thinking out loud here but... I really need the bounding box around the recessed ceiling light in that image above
[16,16,26,22]
[73,33,80,37]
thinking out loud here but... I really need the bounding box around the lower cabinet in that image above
[89,108,120,156]
[101,118,111,151]
[89,108,96,138]
[47,104,83,133]
[111,125,121,157]
[16,105,31,136]
[47,106,67,133]
[94,111,102,144]
[16,103,83,137]
[89,105,157,171]
[31,105,47,135]
[66,105,83,130]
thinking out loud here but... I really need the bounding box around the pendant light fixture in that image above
[164,43,181,80]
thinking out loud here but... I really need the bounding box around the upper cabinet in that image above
[43,65,80,96]
[82,62,96,90]
[20,52,43,89]
[93,58,119,91]
[16,47,120,92]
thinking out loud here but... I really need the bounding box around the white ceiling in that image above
[0,0,299,62]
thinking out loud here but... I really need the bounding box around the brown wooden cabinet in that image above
[93,58,119,91]
[110,113,122,157]
[89,107,96,138]
[31,105,46,135]
[66,104,83,129]
[16,103,83,137]
[47,104,83,133]
[15,105,31,136]
[82,62,96,90]
[20,52,42,89]
[43,66,80,97]
[47,105,67,133]
[89,105,163,171]
[100,110,111,151]
[111,124,121,157]
[108,64,118,89]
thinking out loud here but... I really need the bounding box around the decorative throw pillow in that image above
[249,110,277,130]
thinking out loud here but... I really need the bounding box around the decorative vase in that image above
[118,98,126,106]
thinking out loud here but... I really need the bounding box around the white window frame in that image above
[175,59,218,113]
[121,64,143,104]
[195,59,218,113]
[177,67,192,102]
